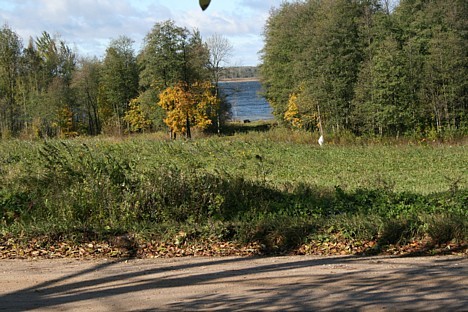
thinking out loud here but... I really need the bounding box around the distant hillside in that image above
[220,66,259,80]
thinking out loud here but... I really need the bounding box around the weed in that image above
[235,214,314,252]
[426,214,467,245]
[378,217,422,245]
[326,213,380,241]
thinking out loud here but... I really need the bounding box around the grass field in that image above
[0,127,467,257]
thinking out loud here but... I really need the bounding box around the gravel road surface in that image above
[0,255,467,311]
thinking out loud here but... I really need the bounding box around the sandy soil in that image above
[0,255,466,311]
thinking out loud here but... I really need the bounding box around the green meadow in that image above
[1,127,467,256]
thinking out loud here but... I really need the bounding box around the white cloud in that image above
[0,0,285,65]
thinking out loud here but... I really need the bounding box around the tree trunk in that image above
[186,114,191,139]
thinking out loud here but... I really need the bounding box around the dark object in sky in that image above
[200,0,211,11]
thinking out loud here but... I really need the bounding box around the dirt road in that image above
[0,255,466,311]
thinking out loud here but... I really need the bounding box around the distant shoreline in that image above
[219,77,260,83]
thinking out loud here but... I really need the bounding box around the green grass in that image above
[0,128,467,255]
[114,132,466,194]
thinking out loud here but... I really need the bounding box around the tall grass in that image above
[0,131,467,254]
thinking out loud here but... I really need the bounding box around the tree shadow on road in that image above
[0,255,466,311]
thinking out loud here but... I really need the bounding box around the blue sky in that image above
[0,0,287,66]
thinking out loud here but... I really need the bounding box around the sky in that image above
[0,0,288,66]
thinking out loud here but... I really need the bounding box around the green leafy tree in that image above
[300,0,364,133]
[99,36,139,135]
[138,20,213,133]
[261,0,366,133]
[370,36,412,135]
[393,0,467,133]
[260,2,310,119]
[139,21,193,92]
[0,25,22,137]
[421,29,467,131]
[351,2,392,135]
[32,32,77,137]
[261,0,467,136]
[18,38,44,136]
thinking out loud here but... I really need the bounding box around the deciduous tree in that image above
[206,33,233,132]
[0,25,22,137]
[137,21,212,131]
[158,81,218,138]
[99,36,139,135]
[71,57,102,135]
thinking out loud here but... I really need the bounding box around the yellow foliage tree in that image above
[284,84,323,133]
[57,106,78,138]
[284,87,321,132]
[284,93,303,129]
[123,98,152,133]
[158,81,219,138]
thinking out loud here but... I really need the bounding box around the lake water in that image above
[218,80,274,121]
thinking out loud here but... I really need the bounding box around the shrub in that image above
[0,190,32,225]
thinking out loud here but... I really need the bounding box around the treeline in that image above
[0,21,231,139]
[220,66,259,80]
[260,0,467,137]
